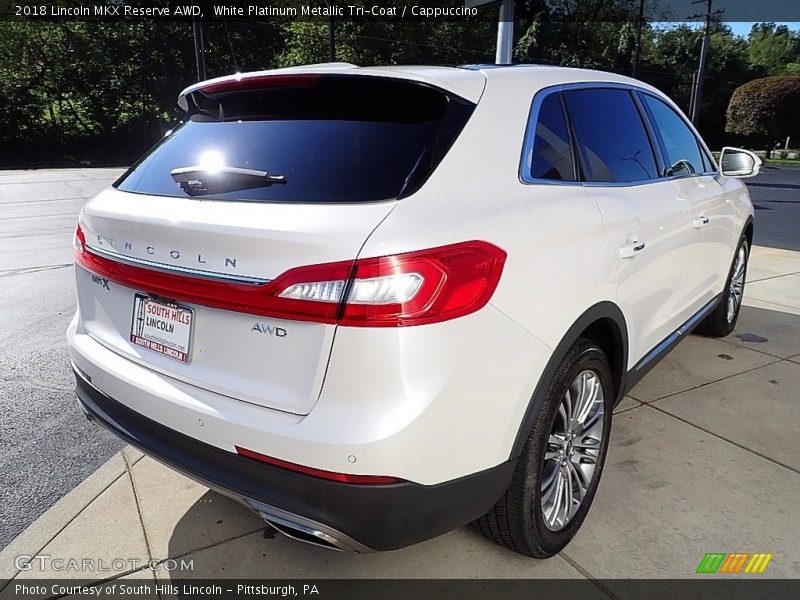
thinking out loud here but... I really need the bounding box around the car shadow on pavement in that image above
[164,488,570,578]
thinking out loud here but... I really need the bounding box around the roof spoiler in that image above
[177,63,358,111]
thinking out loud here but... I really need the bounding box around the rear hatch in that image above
[74,74,475,415]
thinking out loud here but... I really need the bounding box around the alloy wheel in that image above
[541,370,605,531]
[727,245,746,323]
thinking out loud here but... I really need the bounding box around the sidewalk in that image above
[2,246,800,585]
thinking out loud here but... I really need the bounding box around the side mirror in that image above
[719,147,762,178]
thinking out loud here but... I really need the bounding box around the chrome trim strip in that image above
[635,296,720,373]
[84,243,270,286]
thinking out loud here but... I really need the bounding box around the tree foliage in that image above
[1,11,799,166]
[748,23,800,75]
[726,76,800,146]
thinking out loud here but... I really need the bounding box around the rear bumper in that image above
[74,367,516,551]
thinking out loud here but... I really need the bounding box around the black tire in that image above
[475,338,613,558]
[694,235,749,338]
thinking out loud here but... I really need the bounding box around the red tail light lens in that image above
[73,225,86,253]
[235,446,403,485]
[199,74,320,95]
[340,241,506,326]
[74,224,505,327]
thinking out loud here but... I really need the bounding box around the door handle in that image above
[693,215,710,228]
[619,239,646,259]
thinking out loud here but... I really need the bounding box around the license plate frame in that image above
[130,294,194,364]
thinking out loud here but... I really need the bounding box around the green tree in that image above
[748,23,800,75]
[514,0,642,69]
[726,75,800,155]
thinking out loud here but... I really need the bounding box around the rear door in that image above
[75,75,475,415]
[563,86,695,365]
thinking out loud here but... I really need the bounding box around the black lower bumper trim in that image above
[74,369,516,551]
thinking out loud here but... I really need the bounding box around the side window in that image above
[525,92,575,181]
[563,88,658,183]
[699,139,716,172]
[641,94,707,177]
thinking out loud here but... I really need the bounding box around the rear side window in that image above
[563,88,658,183]
[525,93,575,181]
[640,94,709,177]
[116,77,473,203]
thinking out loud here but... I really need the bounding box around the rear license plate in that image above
[130,294,194,363]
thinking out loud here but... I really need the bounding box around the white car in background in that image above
[68,63,758,557]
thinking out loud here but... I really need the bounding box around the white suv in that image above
[68,63,758,557]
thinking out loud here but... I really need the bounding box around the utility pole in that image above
[688,0,723,126]
[466,0,513,65]
[632,0,645,78]
[495,0,514,64]
[192,16,207,82]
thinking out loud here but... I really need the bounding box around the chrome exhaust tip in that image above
[260,514,344,552]
[244,499,373,553]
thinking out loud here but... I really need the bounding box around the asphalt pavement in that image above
[0,169,126,547]
[0,164,798,549]
[750,165,800,251]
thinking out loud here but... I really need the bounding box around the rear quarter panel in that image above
[345,70,619,477]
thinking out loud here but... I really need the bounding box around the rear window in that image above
[116,76,474,203]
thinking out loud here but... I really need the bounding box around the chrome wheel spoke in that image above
[567,459,591,494]
[575,445,599,464]
[733,256,745,280]
[557,403,569,432]
[562,466,574,523]
[543,469,564,527]
[544,449,560,461]
[563,389,573,426]
[727,247,747,323]
[578,408,603,438]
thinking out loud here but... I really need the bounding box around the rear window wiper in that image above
[170,165,287,196]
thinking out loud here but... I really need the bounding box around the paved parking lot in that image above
[1,168,800,583]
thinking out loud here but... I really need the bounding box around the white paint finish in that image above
[680,174,736,307]
[80,187,396,280]
[76,188,396,414]
[75,266,334,415]
[70,64,753,490]
[590,181,694,367]
[68,306,549,485]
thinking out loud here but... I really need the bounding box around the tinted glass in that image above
[642,94,707,177]
[116,77,472,203]
[564,89,658,183]
[527,93,574,181]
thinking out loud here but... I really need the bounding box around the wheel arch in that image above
[509,301,628,460]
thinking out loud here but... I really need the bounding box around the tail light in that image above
[272,240,506,326]
[74,224,506,327]
[73,225,86,253]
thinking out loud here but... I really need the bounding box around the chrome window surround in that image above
[519,81,718,188]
